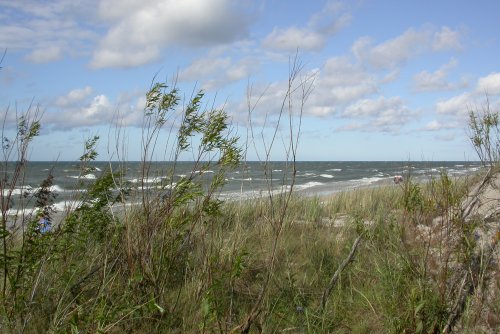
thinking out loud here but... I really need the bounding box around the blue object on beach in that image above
[39,217,51,233]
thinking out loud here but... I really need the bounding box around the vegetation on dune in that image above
[0,61,499,333]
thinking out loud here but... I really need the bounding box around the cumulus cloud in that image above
[436,92,472,116]
[263,27,326,52]
[436,72,500,120]
[433,26,462,51]
[420,120,459,131]
[179,57,232,82]
[306,56,378,116]
[91,0,252,68]
[46,94,114,130]
[353,26,462,69]
[262,1,351,52]
[25,45,63,63]
[476,72,500,95]
[340,96,415,133]
[179,56,257,90]
[413,58,467,92]
[0,0,97,63]
[46,87,148,130]
[55,86,93,107]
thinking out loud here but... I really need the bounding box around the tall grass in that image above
[1,68,498,333]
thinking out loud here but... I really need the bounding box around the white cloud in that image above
[179,57,232,81]
[97,0,151,21]
[433,26,462,51]
[423,120,443,131]
[25,45,62,63]
[226,59,254,81]
[321,56,373,86]
[380,69,400,83]
[179,56,257,90]
[413,58,467,92]
[0,0,96,19]
[91,0,252,68]
[46,93,115,130]
[434,72,500,126]
[93,46,161,69]
[308,106,337,117]
[0,25,33,48]
[86,95,112,117]
[421,120,459,131]
[46,87,150,130]
[262,1,351,52]
[0,1,97,62]
[340,96,415,133]
[55,86,93,107]
[353,26,462,69]
[263,27,326,51]
[306,56,378,116]
[353,28,429,69]
[436,92,472,116]
[435,133,456,141]
[476,72,500,95]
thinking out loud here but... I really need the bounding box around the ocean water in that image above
[2,161,483,217]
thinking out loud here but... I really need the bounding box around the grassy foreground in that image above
[1,167,498,333]
[2,75,498,333]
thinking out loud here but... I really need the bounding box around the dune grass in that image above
[1,167,488,333]
[1,73,497,333]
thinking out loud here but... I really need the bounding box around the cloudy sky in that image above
[1,0,499,161]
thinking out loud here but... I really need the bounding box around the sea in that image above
[2,161,483,219]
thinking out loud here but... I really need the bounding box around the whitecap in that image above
[68,174,96,180]
[128,177,164,184]
[194,170,214,174]
[295,181,324,190]
[52,200,84,212]
[358,176,385,185]
[30,185,65,193]
[2,186,33,196]
[320,174,334,179]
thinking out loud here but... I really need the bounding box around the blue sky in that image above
[1,0,499,161]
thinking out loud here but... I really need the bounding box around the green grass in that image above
[1,76,496,332]
[1,170,490,333]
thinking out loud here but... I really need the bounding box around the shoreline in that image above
[5,167,482,231]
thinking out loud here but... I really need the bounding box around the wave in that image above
[231,177,252,181]
[53,200,84,212]
[319,174,334,179]
[68,174,97,180]
[128,176,165,184]
[2,184,67,196]
[133,182,177,190]
[2,186,33,196]
[295,181,324,190]
[194,170,214,174]
[357,176,386,185]
[326,168,342,172]
[33,185,66,193]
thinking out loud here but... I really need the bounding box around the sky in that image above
[1,0,499,161]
